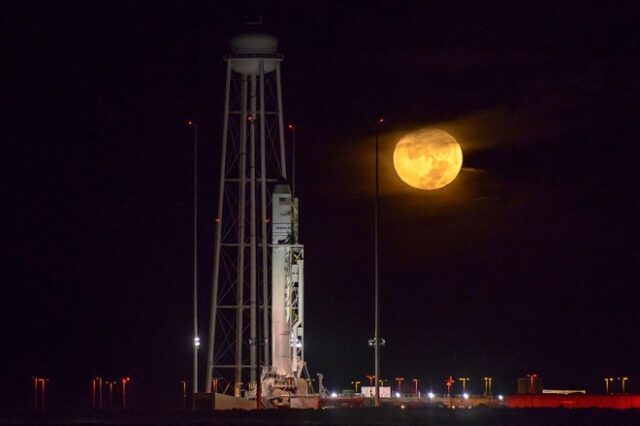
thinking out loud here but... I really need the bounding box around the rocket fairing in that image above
[271,184,305,379]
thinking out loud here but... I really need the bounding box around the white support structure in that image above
[205,34,286,396]
[205,34,311,407]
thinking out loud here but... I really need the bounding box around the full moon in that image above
[393,128,463,190]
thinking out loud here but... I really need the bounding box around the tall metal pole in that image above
[235,76,248,392]
[374,117,383,407]
[188,121,199,400]
[205,62,232,393]
[275,64,287,180]
[259,62,270,383]
[249,73,258,387]
[256,62,268,386]
[290,124,296,198]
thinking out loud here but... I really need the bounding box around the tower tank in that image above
[228,33,280,76]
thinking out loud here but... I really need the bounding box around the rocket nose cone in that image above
[273,184,291,194]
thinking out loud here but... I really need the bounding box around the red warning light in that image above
[378,117,384,124]
[188,120,193,126]
[215,217,221,223]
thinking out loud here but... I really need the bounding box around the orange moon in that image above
[393,128,463,190]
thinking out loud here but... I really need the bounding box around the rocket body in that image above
[270,184,304,379]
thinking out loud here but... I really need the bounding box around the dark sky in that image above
[3,1,639,409]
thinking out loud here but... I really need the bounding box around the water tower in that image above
[205,34,306,399]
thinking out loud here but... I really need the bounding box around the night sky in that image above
[3,1,639,409]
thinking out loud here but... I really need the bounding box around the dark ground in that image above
[2,408,640,426]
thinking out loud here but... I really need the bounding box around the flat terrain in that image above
[3,408,640,426]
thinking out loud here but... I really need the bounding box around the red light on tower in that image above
[378,117,384,124]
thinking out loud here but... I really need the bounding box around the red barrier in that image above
[506,394,640,409]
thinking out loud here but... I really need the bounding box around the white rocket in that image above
[270,183,305,380]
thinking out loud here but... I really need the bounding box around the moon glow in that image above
[393,128,463,190]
